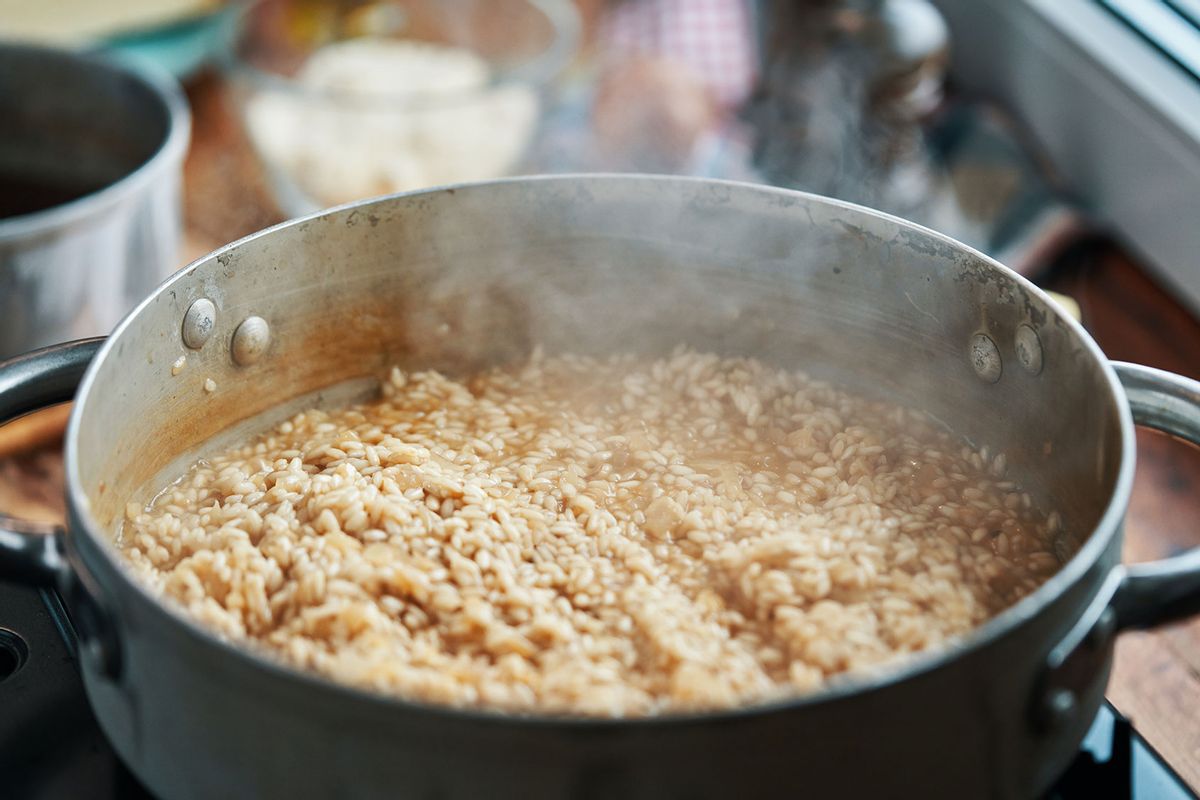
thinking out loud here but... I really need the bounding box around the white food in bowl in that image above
[246,38,539,207]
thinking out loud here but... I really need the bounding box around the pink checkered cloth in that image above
[598,0,758,110]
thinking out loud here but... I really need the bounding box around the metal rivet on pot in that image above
[181,298,216,350]
[969,333,1002,383]
[1015,324,1044,375]
[1042,689,1076,729]
[231,316,270,366]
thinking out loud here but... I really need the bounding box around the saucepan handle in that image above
[0,338,120,679]
[1110,362,1200,628]
[1036,361,1200,729]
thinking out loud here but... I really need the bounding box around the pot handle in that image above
[0,338,120,680]
[1035,361,1200,730]
[1110,362,1200,628]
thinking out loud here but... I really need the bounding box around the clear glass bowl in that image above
[223,0,579,216]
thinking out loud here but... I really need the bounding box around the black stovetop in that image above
[0,580,1195,800]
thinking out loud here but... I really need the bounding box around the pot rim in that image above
[0,42,191,243]
[63,174,1138,727]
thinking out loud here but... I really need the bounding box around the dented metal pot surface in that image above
[1,176,1199,799]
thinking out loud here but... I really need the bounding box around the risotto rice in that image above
[120,350,1068,716]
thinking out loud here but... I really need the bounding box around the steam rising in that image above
[745,1,939,222]
[361,175,1112,550]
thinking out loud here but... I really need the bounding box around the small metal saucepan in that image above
[0,42,190,360]
[1,176,1198,799]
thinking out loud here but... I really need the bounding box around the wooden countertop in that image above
[2,72,1199,792]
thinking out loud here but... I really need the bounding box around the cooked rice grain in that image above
[120,350,1067,716]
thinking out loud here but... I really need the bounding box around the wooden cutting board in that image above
[0,430,67,525]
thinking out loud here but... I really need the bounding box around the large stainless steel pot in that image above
[0,43,190,360]
[1,176,1199,799]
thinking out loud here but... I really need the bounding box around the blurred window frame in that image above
[936,0,1200,313]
